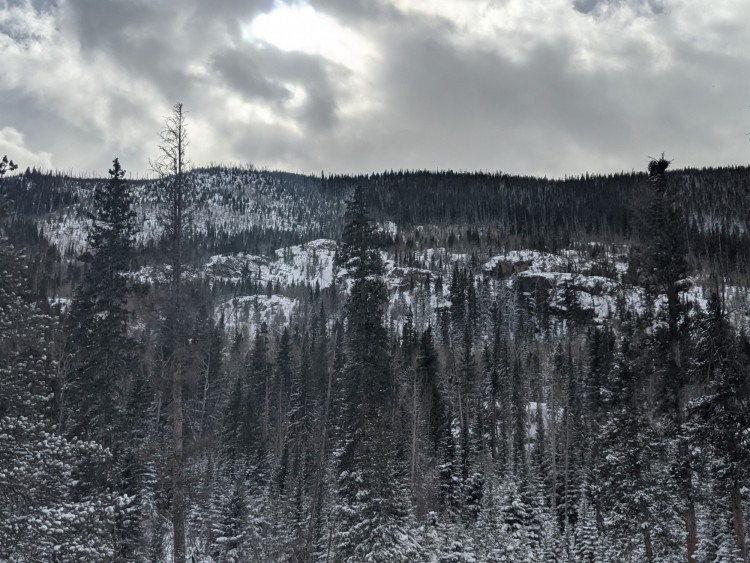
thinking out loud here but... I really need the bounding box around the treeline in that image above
[8,162,750,285]
[323,166,750,279]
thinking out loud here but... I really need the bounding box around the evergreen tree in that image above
[67,157,137,444]
[333,186,420,561]
[64,157,142,558]
[597,329,681,560]
[640,155,698,562]
[213,477,252,562]
[0,227,122,560]
[0,155,18,177]
[690,294,750,561]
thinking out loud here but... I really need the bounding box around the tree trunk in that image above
[277,374,286,459]
[550,369,557,515]
[172,360,185,563]
[199,354,211,440]
[263,370,270,445]
[410,375,418,490]
[670,286,698,563]
[306,355,334,559]
[644,526,654,561]
[731,481,748,562]
[490,378,497,461]
[685,500,697,563]
[153,103,190,563]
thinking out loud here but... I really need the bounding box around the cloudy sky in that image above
[1,0,749,178]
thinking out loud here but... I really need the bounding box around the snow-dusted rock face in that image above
[216,295,298,338]
[478,247,748,329]
[383,265,433,291]
[273,239,338,288]
[206,239,338,290]
[481,248,627,323]
[483,250,567,277]
[205,239,750,337]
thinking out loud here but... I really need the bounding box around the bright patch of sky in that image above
[244,2,376,72]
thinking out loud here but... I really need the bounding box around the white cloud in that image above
[0,2,166,159]
[0,126,53,171]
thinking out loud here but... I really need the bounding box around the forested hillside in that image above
[1,149,749,562]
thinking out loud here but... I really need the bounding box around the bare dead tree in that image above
[151,103,190,563]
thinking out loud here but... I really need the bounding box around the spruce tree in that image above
[67,157,137,444]
[65,157,141,559]
[641,155,698,561]
[690,294,750,561]
[0,224,121,560]
[333,186,420,561]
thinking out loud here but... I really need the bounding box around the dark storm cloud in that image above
[209,45,340,131]
[63,0,248,102]
[308,0,399,24]
[316,21,628,173]
[573,0,665,15]
[249,47,341,131]
[211,48,291,103]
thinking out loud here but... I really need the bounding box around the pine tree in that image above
[333,186,420,562]
[639,155,698,562]
[64,157,142,558]
[689,294,750,561]
[0,155,18,177]
[67,157,137,444]
[572,495,606,563]
[597,329,681,560]
[0,226,122,560]
[223,374,245,461]
[213,477,252,562]
[242,322,270,456]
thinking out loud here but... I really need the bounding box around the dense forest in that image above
[1,111,749,562]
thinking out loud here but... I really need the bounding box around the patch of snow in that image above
[48,297,71,312]
[376,221,398,237]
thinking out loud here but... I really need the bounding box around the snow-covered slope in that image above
[38,168,343,256]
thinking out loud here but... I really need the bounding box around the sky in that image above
[1,0,749,178]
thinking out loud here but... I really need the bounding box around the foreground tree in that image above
[690,295,750,561]
[67,158,137,444]
[0,199,120,560]
[635,155,698,562]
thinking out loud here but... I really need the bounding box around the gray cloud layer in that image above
[1,0,749,177]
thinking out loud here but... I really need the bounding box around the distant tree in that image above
[0,155,18,177]
[335,185,383,279]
